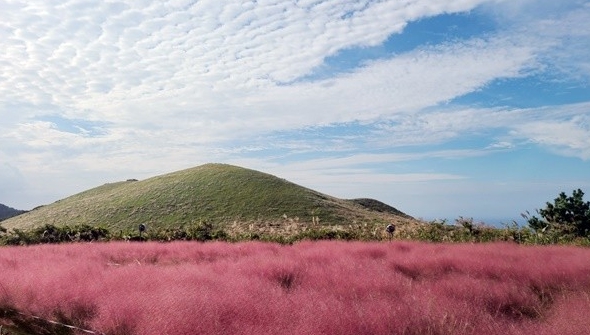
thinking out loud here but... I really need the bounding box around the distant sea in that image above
[423,217,526,228]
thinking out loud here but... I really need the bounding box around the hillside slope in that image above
[0,204,26,221]
[1,163,415,232]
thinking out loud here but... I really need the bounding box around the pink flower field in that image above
[1,241,590,335]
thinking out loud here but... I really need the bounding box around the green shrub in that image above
[526,189,590,238]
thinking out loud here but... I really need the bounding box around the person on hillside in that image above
[386,223,396,240]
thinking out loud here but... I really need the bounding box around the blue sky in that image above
[1,0,589,225]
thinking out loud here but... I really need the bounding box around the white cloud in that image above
[512,114,590,160]
[1,0,543,157]
[486,141,514,150]
[487,0,590,81]
[1,0,510,120]
[356,102,590,159]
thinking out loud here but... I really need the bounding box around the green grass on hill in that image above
[2,164,415,234]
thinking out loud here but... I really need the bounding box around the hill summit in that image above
[1,163,415,233]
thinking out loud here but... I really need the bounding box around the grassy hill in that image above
[1,163,416,235]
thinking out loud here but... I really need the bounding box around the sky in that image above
[1,0,589,225]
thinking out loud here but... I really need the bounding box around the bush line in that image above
[1,218,589,246]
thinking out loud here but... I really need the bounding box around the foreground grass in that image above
[1,241,590,335]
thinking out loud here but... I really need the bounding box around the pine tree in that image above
[528,189,590,237]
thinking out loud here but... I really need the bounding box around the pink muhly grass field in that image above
[1,241,590,335]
